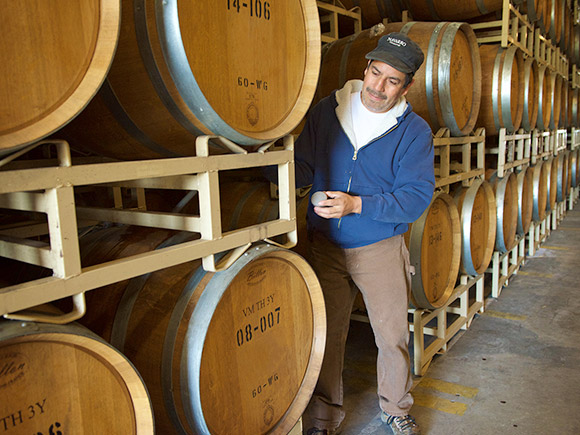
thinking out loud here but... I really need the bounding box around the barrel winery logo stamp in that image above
[262,398,276,426]
[0,352,28,390]
[247,102,259,126]
[246,267,267,285]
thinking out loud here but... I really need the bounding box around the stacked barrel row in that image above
[319,0,580,310]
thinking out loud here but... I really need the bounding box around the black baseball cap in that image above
[365,32,424,75]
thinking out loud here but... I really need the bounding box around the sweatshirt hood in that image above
[334,79,408,147]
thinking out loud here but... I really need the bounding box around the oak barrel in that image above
[219,178,310,258]
[549,0,563,43]
[316,22,481,136]
[522,57,540,132]
[536,65,553,131]
[453,179,496,276]
[405,192,461,309]
[57,0,321,160]
[74,226,325,435]
[560,79,569,128]
[549,72,563,129]
[565,151,573,195]
[512,0,547,29]
[516,166,534,235]
[546,156,559,212]
[400,0,503,21]
[0,0,120,153]
[570,149,579,188]
[532,161,549,221]
[0,318,153,434]
[556,152,569,202]
[339,0,405,27]
[476,45,524,135]
[567,85,578,128]
[486,171,519,253]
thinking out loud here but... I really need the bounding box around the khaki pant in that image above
[306,232,414,431]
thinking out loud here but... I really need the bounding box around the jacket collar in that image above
[334,79,409,147]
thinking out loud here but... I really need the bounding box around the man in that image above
[296,33,435,435]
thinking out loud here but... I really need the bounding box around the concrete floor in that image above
[307,207,580,435]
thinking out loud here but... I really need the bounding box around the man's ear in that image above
[363,59,372,77]
[402,79,415,96]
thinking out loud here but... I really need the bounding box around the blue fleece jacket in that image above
[295,80,435,249]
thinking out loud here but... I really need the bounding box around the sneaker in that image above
[306,428,336,435]
[381,412,421,435]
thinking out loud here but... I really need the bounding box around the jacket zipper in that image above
[337,123,399,229]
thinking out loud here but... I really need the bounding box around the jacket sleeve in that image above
[293,111,317,189]
[361,125,435,223]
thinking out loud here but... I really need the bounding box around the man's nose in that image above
[375,78,387,93]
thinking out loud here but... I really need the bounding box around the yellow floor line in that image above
[517,270,554,278]
[412,390,469,416]
[539,245,570,251]
[417,377,478,398]
[483,310,527,321]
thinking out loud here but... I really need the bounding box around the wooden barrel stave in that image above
[536,65,553,131]
[0,0,121,153]
[219,178,310,258]
[516,166,534,235]
[556,152,569,202]
[405,192,461,309]
[56,0,322,160]
[316,21,481,136]
[403,0,504,21]
[486,171,519,253]
[0,318,154,434]
[453,179,497,276]
[549,71,563,129]
[71,226,325,435]
[546,156,558,212]
[476,44,524,135]
[522,57,539,132]
[532,160,549,222]
[570,149,579,188]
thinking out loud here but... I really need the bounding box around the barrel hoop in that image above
[537,66,549,130]
[501,47,518,132]
[100,80,181,158]
[438,23,463,135]
[516,167,532,234]
[571,152,578,187]
[496,46,519,132]
[153,0,263,146]
[162,252,216,434]
[107,231,199,433]
[183,244,282,433]
[494,175,511,252]
[532,162,544,221]
[491,48,502,133]
[401,21,445,132]
[521,58,535,131]
[556,154,567,201]
[458,180,480,276]
[109,232,196,352]
[134,0,212,142]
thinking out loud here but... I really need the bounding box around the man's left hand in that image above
[313,191,362,219]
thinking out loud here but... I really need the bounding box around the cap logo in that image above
[386,36,407,47]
